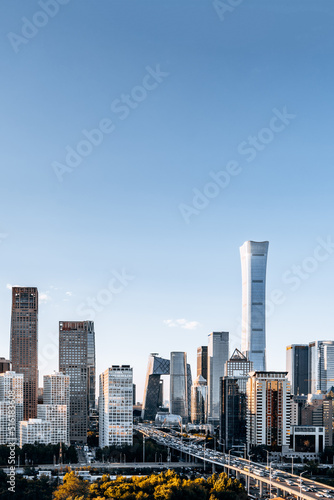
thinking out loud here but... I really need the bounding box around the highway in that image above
[136,424,334,499]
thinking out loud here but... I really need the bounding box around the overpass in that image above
[136,424,334,500]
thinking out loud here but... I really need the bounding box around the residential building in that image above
[247,371,291,450]
[42,372,70,444]
[37,404,68,445]
[0,371,24,445]
[99,365,133,447]
[20,419,51,447]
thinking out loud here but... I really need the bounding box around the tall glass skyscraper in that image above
[220,349,252,451]
[309,340,334,394]
[10,287,38,420]
[286,344,309,395]
[59,321,95,443]
[170,352,191,422]
[207,331,229,425]
[240,241,269,371]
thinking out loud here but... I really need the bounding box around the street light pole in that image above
[269,461,272,499]
[266,450,269,469]
[299,471,307,499]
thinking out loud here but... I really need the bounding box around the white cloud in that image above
[39,292,51,304]
[164,318,200,330]
[65,291,72,296]
[6,284,12,290]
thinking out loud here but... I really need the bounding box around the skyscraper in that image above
[286,344,309,396]
[170,352,190,421]
[207,331,229,425]
[220,349,252,451]
[43,372,70,444]
[99,365,133,447]
[240,241,269,371]
[191,375,207,425]
[309,340,334,394]
[0,371,23,445]
[247,371,291,450]
[142,354,170,421]
[59,321,95,443]
[10,287,38,420]
[197,346,208,381]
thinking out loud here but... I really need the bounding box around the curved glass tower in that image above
[240,240,269,371]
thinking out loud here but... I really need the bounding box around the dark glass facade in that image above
[141,355,170,421]
[286,344,309,395]
[170,352,190,421]
[220,376,247,451]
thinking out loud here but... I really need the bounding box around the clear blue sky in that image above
[1,0,334,401]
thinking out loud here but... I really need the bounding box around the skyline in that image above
[1,233,334,402]
[1,1,334,401]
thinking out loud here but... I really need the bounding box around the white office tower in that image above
[37,405,68,445]
[0,371,23,445]
[247,371,291,449]
[20,419,51,446]
[240,241,269,371]
[309,340,334,394]
[99,365,133,448]
[207,332,229,425]
[43,372,70,444]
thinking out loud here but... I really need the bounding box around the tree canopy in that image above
[53,470,247,500]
